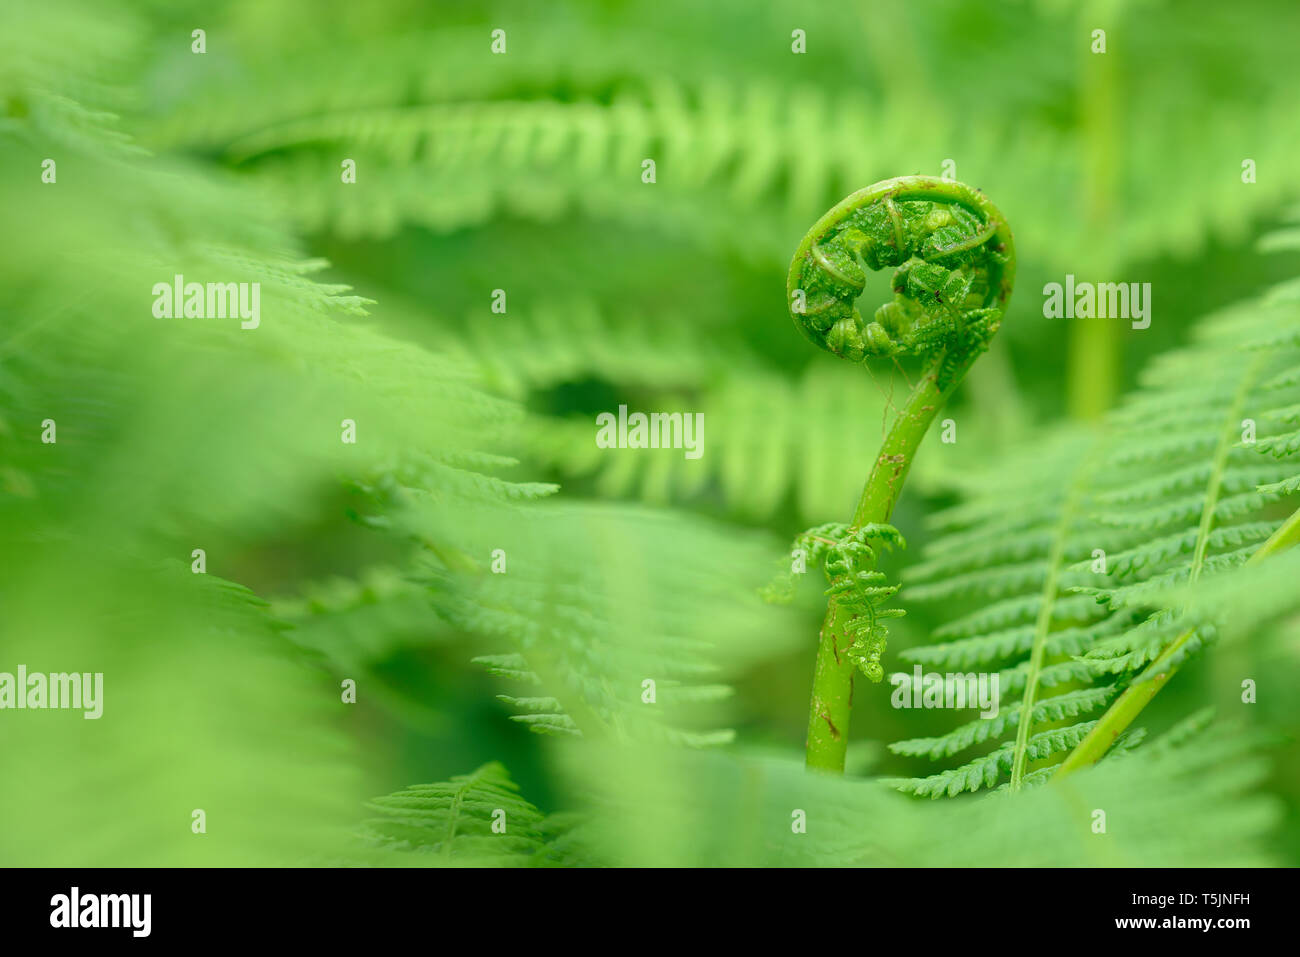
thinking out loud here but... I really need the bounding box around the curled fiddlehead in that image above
[788,176,1015,385]
[783,176,1016,773]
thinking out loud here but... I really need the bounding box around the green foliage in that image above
[359,707,1283,867]
[537,715,1280,866]
[4,0,1299,869]
[361,762,554,865]
[0,0,565,864]
[429,503,792,748]
[893,269,1300,796]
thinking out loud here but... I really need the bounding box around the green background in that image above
[2,0,1297,866]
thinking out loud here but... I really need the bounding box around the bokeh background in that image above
[2,0,1298,865]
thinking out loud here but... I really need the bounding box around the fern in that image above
[360,762,553,866]
[0,0,581,864]
[410,502,793,749]
[765,522,906,682]
[778,176,1016,772]
[514,357,935,520]
[208,43,1300,276]
[560,714,1280,865]
[896,270,1300,796]
[7,0,1299,871]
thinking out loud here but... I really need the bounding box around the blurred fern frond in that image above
[551,713,1280,866]
[360,762,553,866]
[413,502,801,748]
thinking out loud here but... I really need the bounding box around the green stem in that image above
[805,353,972,773]
[1008,477,1084,791]
[1055,503,1300,778]
[789,176,1016,774]
[1068,0,1122,421]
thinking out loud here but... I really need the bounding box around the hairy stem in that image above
[805,353,972,772]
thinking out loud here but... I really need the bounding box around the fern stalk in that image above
[1007,472,1090,791]
[807,360,966,770]
[783,176,1016,773]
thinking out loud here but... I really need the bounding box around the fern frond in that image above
[417,502,793,748]
[901,610,1138,671]
[513,357,914,521]
[564,708,1278,865]
[889,723,1099,798]
[889,686,1117,761]
[362,762,550,865]
[893,270,1300,794]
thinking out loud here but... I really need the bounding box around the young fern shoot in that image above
[779,176,1016,774]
